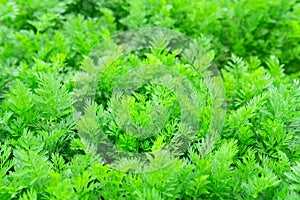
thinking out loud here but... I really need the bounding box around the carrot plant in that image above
[0,0,299,199]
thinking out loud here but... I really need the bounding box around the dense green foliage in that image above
[0,0,300,199]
